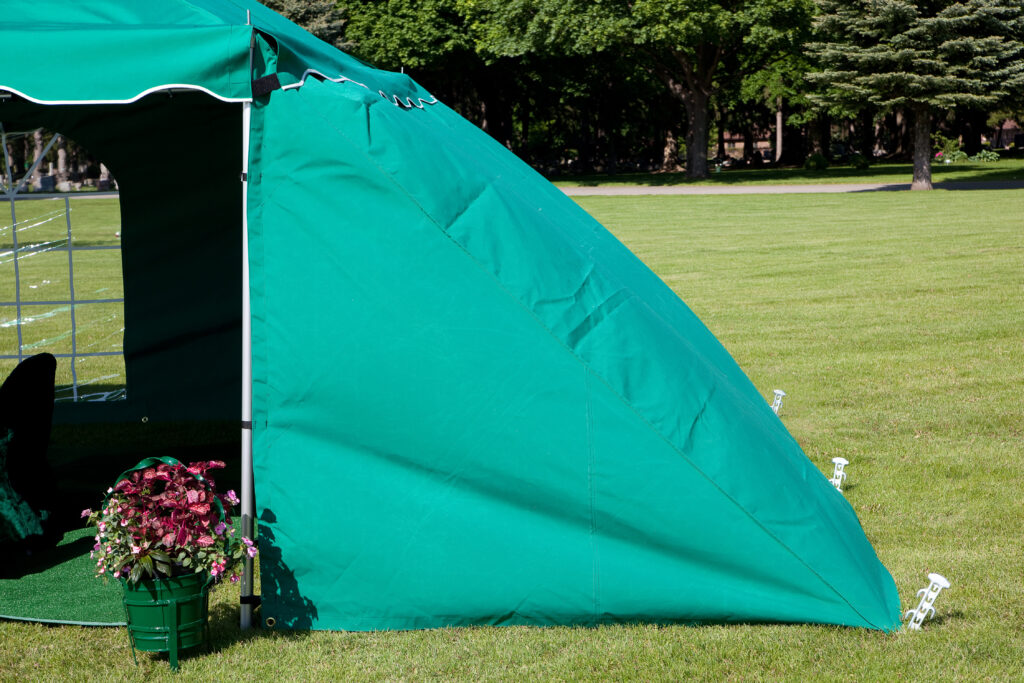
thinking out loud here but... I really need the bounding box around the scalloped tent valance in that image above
[0,0,431,106]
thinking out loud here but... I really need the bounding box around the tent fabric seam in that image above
[297,96,880,629]
[584,369,601,619]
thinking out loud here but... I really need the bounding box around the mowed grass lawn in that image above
[2,190,1022,680]
[0,196,125,396]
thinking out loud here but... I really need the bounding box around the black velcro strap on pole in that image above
[241,420,253,430]
[240,595,262,606]
[252,74,281,97]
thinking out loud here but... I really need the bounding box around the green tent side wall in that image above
[247,79,900,631]
[1,0,901,632]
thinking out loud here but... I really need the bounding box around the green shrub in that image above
[932,133,968,163]
[969,149,1000,162]
[804,152,829,170]
[936,149,968,163]
[849,152,870,169]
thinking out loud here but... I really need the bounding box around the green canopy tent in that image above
[0,1,901,632]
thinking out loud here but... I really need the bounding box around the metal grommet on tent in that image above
[141,416,149,423]
[265,617,276,628]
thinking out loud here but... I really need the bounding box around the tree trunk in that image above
[911,104,932,191]
[959,109,987,155]
[660,130,683,172]
[518,94,530,157]
[742,127,754,161]
[2,139,12,180]
[992,118,1008,147]
[815,115,832,158]
[775,96,783,162]
[478,85,513,151]
[650,61,711,176]
[98,163,112,190]
[859,108,874,158]
[56,136,68,182]
[780,126,801,165]
[19,136,30,176]
[606,135,618,175]
[893,110,909,157]
[684,89,709,178]
[717,114,727,160]
[31,129,44,185]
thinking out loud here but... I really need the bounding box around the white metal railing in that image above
[1,125,124,401]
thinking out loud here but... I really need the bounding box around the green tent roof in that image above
[1,0,901,633]
[0,0,429,105]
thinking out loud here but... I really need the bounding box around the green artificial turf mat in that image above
[0,527,125,626]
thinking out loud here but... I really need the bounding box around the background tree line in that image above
[1,129,110,192]
[6,2,1021,193]
[221,1,1024,188]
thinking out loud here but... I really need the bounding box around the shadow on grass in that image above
[851,178,1024,192]
[557,166,909,187]
[129,603,314,670]
[206,601,314,650]
[154,507,319,670]
[552,160,1024,188]
[924,609,965,627]
[0,534,93,579]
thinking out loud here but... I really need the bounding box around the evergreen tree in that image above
[264,0,348,49]
[808,0,1024,189]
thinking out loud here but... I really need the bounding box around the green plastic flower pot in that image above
[120,572,211,670]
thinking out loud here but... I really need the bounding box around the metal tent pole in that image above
[240,100,255,630]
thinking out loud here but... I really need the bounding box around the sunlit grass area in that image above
[0,196,124,398]
[1,190,1022,679]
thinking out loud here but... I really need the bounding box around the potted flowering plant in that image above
[82,457,256,670]
[84,458,253,583]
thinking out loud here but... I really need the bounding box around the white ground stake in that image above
[830,457,848,492]
[770,389,786,414]
[905,573,951,630]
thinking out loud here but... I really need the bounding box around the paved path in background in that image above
[560,180,1024,196]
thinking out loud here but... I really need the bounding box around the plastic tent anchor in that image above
[904,573,950,630]
[770,389,786,415]
[830,457,848,492]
